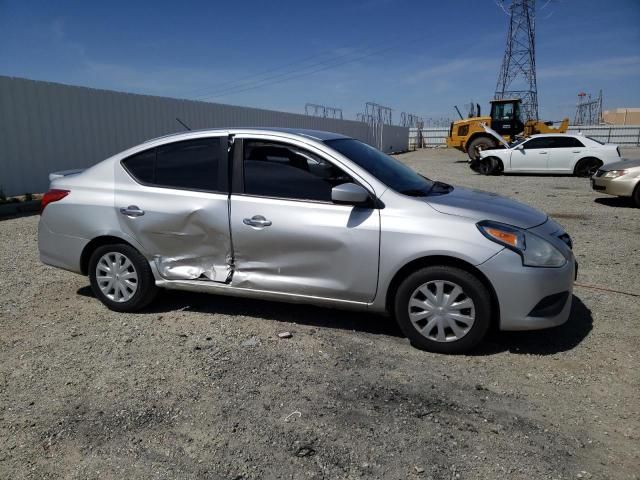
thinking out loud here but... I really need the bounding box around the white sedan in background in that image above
[473,130,622,177]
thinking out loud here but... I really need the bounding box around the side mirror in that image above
[515,144,524,150]
[331,183,370,206]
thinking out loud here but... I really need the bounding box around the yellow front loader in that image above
[446,99,569,160]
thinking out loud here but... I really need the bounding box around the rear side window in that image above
[123,149,155,183]
[122,138,226,192]
[553,137,584,148]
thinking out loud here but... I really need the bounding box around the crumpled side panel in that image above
[154,254,233,282]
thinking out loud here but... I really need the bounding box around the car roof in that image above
[144,127,350,144]
[527,133,582,138]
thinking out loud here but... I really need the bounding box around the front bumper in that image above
[591,174,637,197]
[478,248,575,331]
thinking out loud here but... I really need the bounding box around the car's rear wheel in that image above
[633,183,640,208]
[89,244,157,312]
[393,266,492,354]
[467,136,497,161]
[574,157,602,177]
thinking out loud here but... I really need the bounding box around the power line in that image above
[186,50,341,99]
[194,34,424,101]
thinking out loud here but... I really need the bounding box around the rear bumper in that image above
[478,248,575,331]
[38,218,87,274]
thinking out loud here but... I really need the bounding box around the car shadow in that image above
[501,172,583,178]
[594,196,636,208]
[471,295,593,356]
[76,286,404,337]
[77,287,592,353]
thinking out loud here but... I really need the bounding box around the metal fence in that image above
[0,76,408,196]
[409,127,449,148]
[566,125,640,145]
[409,125,640,149]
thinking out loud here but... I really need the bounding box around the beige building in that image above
[602,108,640,125]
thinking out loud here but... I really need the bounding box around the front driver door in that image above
[229,136,380,303]
[510,137,552,171]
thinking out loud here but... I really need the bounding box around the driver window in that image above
[243,140,353,202]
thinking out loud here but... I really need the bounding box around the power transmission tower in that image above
[400,113,424,128]
[495,0,539,121]
[304,103,343,120]
[574,90,603,126]
[358,102,393,150]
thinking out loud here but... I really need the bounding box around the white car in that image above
[474,130,621,177]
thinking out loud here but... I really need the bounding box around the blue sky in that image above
[1,0,639,122]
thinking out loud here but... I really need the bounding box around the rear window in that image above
[122,138,226,192]
[586,136,605,145]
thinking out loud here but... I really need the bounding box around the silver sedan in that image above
[591,159,640,207]
[38,128,576,353]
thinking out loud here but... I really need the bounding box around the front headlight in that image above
[603,170,628,178]
[477,220,567,267]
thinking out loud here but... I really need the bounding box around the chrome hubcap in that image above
[96,252,138,303]
[408,280,476,343]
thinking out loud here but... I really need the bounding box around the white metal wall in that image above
[566,125,640,145]
[0,76,408,196]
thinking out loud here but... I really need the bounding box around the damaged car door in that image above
[115,134,232,282]
[229,137,380,303]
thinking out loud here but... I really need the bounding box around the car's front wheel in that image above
[467,136,497,161]
[393,266,492,354]
[88,244,158,312]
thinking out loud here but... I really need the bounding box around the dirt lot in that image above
[1,148,639,479]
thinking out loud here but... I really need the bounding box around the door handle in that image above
[572,151,581,153]
[243,215,272,228]
[539,151,548,154]
[119,205,145,217]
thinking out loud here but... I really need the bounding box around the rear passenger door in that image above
[115,134,232,282]
[547,136,585,172]
[229,136,380,303]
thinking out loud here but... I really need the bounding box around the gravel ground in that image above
[1,147,639,479]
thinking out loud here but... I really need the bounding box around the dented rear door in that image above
[114,133,232,282]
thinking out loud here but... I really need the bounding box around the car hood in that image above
[425,186,547,229]
[599,158,640,171]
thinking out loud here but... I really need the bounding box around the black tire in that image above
[478,157,502,176]
[467,136,497,161]
[88,243,158,312]
[633,183,640,208]
[393,266,492,354]
[574,157,602,177]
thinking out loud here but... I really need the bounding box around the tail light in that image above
[40,189,69,214]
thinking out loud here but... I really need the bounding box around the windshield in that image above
[325,138,434,196]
